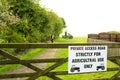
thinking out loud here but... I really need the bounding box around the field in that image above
[0,37,119,80]
[37,37,118,80]
[55,36,87,43]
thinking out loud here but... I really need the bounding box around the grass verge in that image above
[0,48,46,74]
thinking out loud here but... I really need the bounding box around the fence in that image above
[88,38,120,57]
[0,43,120,80]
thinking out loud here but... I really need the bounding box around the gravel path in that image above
[2,49,58,80]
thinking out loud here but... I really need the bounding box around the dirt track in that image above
[2,49,58,80]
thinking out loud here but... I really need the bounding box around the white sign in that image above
[68,46,107,74]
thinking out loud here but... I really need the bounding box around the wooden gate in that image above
[0,43,120,80]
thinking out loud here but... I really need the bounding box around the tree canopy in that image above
[0,0,66,43]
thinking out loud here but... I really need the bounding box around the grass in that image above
[0,36,119,80]
[52,48,118,80]
[0,39,5,43]
[0,48,46,74]
[55,36,87,43]
[37,36,119,80]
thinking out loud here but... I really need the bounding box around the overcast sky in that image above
[40,0,120,36]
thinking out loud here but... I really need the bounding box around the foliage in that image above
[0,0,66,43]
[0,0,20,27]
[0,0,20,41]
[47,11,66,39]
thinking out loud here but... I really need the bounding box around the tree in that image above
[1,0,66,43]
[47,11,66,39]
[0,0,20,41]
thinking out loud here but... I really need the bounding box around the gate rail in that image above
[0,43,120,80]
